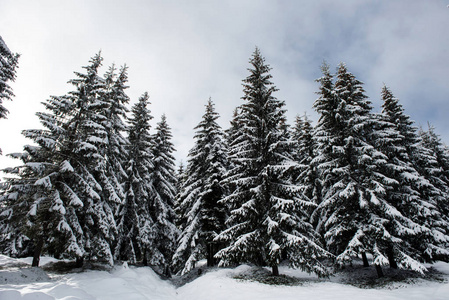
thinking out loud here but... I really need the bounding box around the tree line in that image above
[1,38,448,278]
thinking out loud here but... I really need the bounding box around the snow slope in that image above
[0,255,448,300]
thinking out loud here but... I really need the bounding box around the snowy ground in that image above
[0,255,448,300]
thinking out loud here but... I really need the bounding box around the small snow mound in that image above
[0,290,54,300]
[46,283,95,300]
[0,255,28,269]
[122,261,129,269]
[431,261,449,275]
[0,267,51,284]
[17,256,61,267]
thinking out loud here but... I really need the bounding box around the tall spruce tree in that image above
[419,124,449,198]
[215,49,330,277]
[149,114,178,275]
[115,92,155,264]
[291,114,322,216]
[379,86,449,264]
[100,64,130,209]
[61,52,122,266]
[175,161,186,196]
[0,36,20,155]
[173,99,228,275]
[367,86,433,271]
[0,146,85,266]
[174,161,187,230]
[0,54,117,266]
[0,35,19,121]
[313,64,427,277]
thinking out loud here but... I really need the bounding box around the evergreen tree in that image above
[173,99,228,275]
[149,114,178,275]
[309,63,337,235]
[379,86,449,264]
[222,107,243,200]
[0,143,84,266]
[0,55,115,266]
[0,36,20,154]
[0,35,19,120]
[419,124,449,198]
[174,161,187,230]
[290,115,304,162]
[416,124,449,260]
[215,49,330,277]
[292,114,322,212]
[100,64,130,210]
[115,92,154,264]
[225,108,242,148]
[2,53,127,266]
[62,52,120,266]
[175,161,186,196]
[367,86,432,270]
[313,64,426,277]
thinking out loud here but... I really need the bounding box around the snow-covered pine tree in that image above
[148,114,178,276]
[99,64,130,211]
[215,49,330,277]
[221,107,244,200]
[366,85,436,271]
[58,52,120,266]
[0,143,84,266]
[309,63,337,237]
[419,124,449,199]
[0,36,20,154]
[379,86,449,264]
[313,64,426,277]
[225,108,242,148]
[0,35,19,121]
[115,92,155,264]
[0,57,108,265]
[290,115,304,162]
[175,161,186,197]
[173,98,228,275]
[174,161,187,230]
[415,124,449,261]
[291,114,322,212]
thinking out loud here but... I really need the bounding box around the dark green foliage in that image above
[378,86,449,264]
[313,64,429,275]
[149,114,178,275]
[216,49,330,277]
[0,35,19,120]
[291,114,321,219]
[173,98,228,275]
[0,53,131,266]
[115,92,154,264]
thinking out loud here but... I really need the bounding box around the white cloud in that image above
[1,0,448,170]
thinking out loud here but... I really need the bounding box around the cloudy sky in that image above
[1,0,448,169]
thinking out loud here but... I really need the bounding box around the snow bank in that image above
[179,264,449,300]
[0,257,176,300]
[0,267,50,285]
[0,255,448,300]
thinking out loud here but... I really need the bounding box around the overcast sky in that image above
[1,0,448,169]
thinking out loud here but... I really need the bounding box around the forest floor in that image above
[0,254,448,299]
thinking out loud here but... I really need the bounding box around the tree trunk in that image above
[75,256,84,268]
[31,237,44,267]
[207,243,219,267]
[142,249,148,266]
[272,264,279,276]
[362,252,369,267]
[387,245,398,269]
[375,264,384,278]
[164,266,172,278]
[207,243,213,267]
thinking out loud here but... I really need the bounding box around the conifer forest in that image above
[1,35,449,280]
